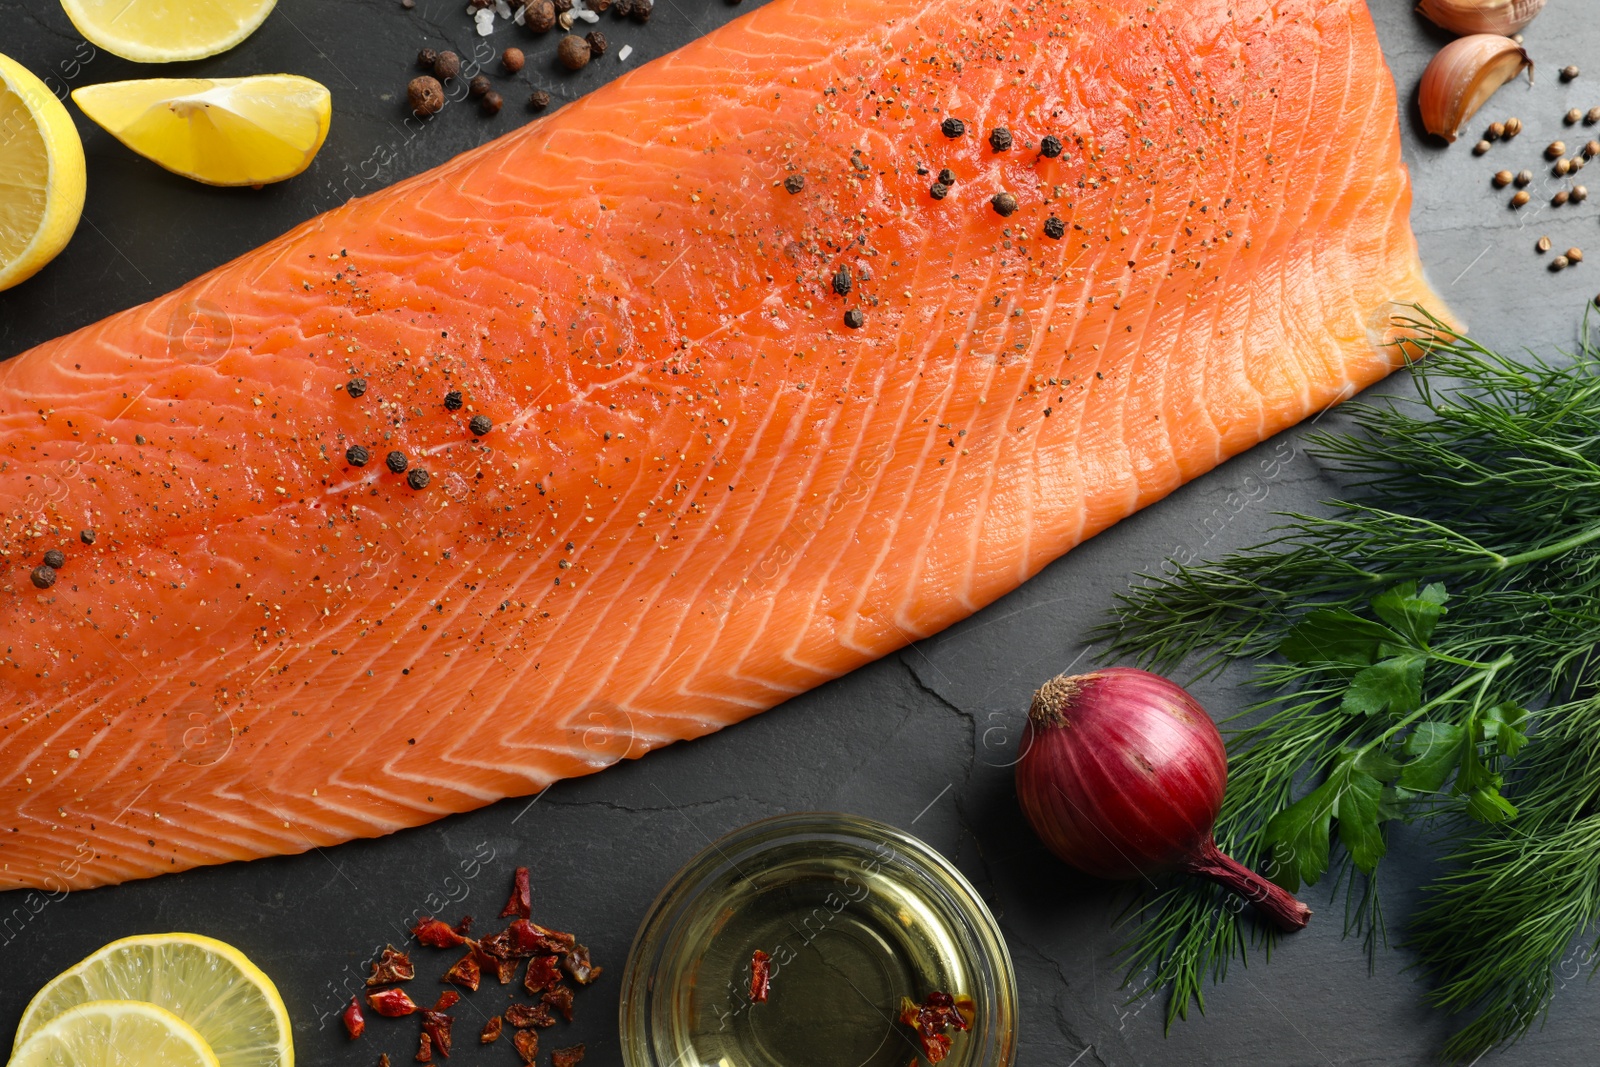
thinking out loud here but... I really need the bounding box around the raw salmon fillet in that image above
[0,0,1438,891]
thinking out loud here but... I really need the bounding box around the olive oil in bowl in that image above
[620,813,1017,1067]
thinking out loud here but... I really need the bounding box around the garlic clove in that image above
[1417,0,1546,37]
[1419,35,1532,143]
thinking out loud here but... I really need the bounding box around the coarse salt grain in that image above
[577,8,598,21]
[495,0,511,15]
[618,44,633,61]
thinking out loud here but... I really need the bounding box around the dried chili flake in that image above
[898,990,971,1065]
[523,954,563,995]
[919,1033,953,1064]
[342,997,366,1039]
[367,988,419,1017]
[442,953,481,991]
[430,991,460,1012]
[512,1028,539,1065]
[500,867,532,919]
[379,1056,391,1067]
[541,984,574,1023]
[412,917,466,948]
[473,942,521,986]
[749,949,771,1003]
[560,943,602,986]
[420,1009,454,1059]
[551,1045,586,1067]
[453,915,474,937]
[504,1002,554,1028]
[480,1016,503,1044]
[415,1031,433,1063]
[508,919,574,954]
[368,945,416,986]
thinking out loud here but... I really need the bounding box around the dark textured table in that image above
[3,1,1598,1064]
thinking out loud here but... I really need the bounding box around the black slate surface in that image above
[3,1,1600,1064]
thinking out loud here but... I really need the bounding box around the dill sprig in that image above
[1096,310,1600,1059]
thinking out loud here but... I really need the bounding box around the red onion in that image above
[1015,667,1311,931]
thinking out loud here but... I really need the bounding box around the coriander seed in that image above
[1552,254,1570,270]
[1557,158,1573,176]
[1473,140,1490,155]
[1570,247,1585,263]
[1493,170,1513,187]
[1562,65,1581,82]
[1538,235,1552,253]
[1575,185,1590,202]
[1487,121,1505,140]
[1512,189,1531,207]
[1555,190,1571,206]
[1516,169,1534,186]
[1505,116,1523,137]
[1548,140,1567,159]
[1568,108,1583,125]
[1590,107,1600,125]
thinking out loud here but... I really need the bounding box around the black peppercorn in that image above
[43,549,65,570]
[502,47,525,73]
[991,191,1018,217]
[1040,134,1063,158]
[469,74,492,98]
[30,565,56,590]
[387,451,409,474]
[929,182,949,200]
[135,434,146,445]
[629,0,652,21]
[1043,216,1065,240]
[940,117,965,138]
[553,0,572,10]
[590,0,611,9]
[79,529,96,546]
[843,309,864,329]
[529,89,551,111]
[988,126,1012,152]
[481,91,504,116]
[408,76,444,117]
[783,174,804,194]
[613,0,634,16]
[418,48,439,69]
[937,168,956,185]
[444,390,464,410]
[346,445,370,467]
[585,30,607,55]
[558,35,591,70]
[407,469,431,490]
[433,50,462,80]
[832,266,852,297]
[346,377,367,398]
[525,0,555,31]
[469,414,493,436]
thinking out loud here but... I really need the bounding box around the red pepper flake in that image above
[551,1045,586,1067]
[441,951,480,991]
[523,955,563,995]
[420,1009,454,1059]
[379,1057,391,1067]
[508,919,574,954]
[512,1028,539,1065]
[412,917,467,948]
[480,1016,503,1044]
[500,867,532,919]
[541,985,574,1023]
[367,988,419,1017]
[504,1002,554,1029]
[415,1031,432,1063]
[342,997,366,1039]
[368,945,416,987]
[749,949,771,1003]
[453,915,474,937]
[560,943,602,986]
[473,932,523,985]
[430,991,460,1012]
[898,991,972,1065]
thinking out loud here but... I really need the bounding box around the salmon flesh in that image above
[0,0,1438,890]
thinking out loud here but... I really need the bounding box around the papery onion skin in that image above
[1016,668,1311,931]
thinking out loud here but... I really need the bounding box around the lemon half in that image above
[8,1000,219,1067]
[13,934,293,1067]
[59,0,279,64]
[0,53,86,292]
[73,75,331,187]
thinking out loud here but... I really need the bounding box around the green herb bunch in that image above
[1097,311,1600,1060]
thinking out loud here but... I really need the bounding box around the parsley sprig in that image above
[1097,310,1600,1059]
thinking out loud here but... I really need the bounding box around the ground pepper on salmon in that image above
[0,0,1440,891]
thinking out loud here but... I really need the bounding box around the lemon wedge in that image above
[8,1001,219,1067]
[13,934,293,1067]
[73,75,331,187]
[0,53,86,292]
[59,0,278,64]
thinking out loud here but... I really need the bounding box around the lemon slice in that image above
[59,0,278,64]
[8,1000,219,1067]
[0,53,86,293]
[13,934,293,1067]
[73,76,331,187]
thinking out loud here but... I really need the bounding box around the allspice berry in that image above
[502,47,525,73]
[481,91,504,115]
[529,89,551,110]
[469,74,492,98]
[417,47,439,69]
[558,34,591,70]
[433,50,462,80]
[525,0,556,32]
[408,76,445,116]
[585,30,607,56]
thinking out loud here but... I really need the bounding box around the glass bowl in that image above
[619,812,1017,1067]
